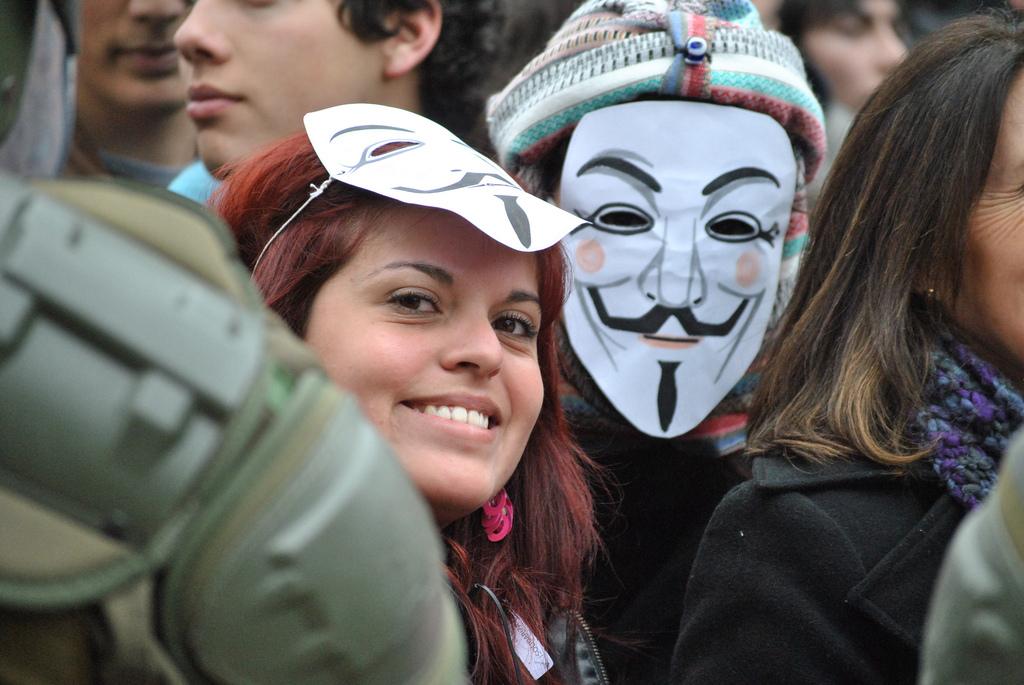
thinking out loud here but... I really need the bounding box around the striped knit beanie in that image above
[487,0,827,452]
[488,0,825,185]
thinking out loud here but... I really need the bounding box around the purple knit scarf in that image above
[913,335,1024,510]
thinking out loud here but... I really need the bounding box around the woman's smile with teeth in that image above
[415,404,492,429]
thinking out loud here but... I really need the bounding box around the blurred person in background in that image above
[751,0,782,28]
[482,0,580,102]
[65,0,197,185]
[169,0,502,204]
[778,0,906,199]
[904,0,1016,39]
[473,0,580,150]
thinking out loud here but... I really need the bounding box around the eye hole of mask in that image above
[370,140,421,158]
[705,211,762,242]
[589,203,654,235]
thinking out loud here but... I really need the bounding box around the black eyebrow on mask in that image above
[374,261,453,284]
[577,156,662,193]
[702,167,779,195]
[329,124,415,142]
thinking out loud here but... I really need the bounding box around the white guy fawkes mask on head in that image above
[559,100,797,437]
[304,103,584,252]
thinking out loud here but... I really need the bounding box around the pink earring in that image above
[481,489,514,542]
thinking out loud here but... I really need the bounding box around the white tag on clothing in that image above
[510,612,554,679]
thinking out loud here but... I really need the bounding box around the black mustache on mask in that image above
[586,287,749,336]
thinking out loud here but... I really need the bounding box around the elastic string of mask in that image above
[472,583,527,685]
[252,176,334,273]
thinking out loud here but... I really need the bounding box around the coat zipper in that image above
[574,610,610,685]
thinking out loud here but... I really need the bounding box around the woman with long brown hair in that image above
[673,11,1024,684]
[215,104,602,685]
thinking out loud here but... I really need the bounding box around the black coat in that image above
[671,453,964,684]
[578,427,743,684]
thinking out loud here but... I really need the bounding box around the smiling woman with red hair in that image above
[213,111,603,685]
